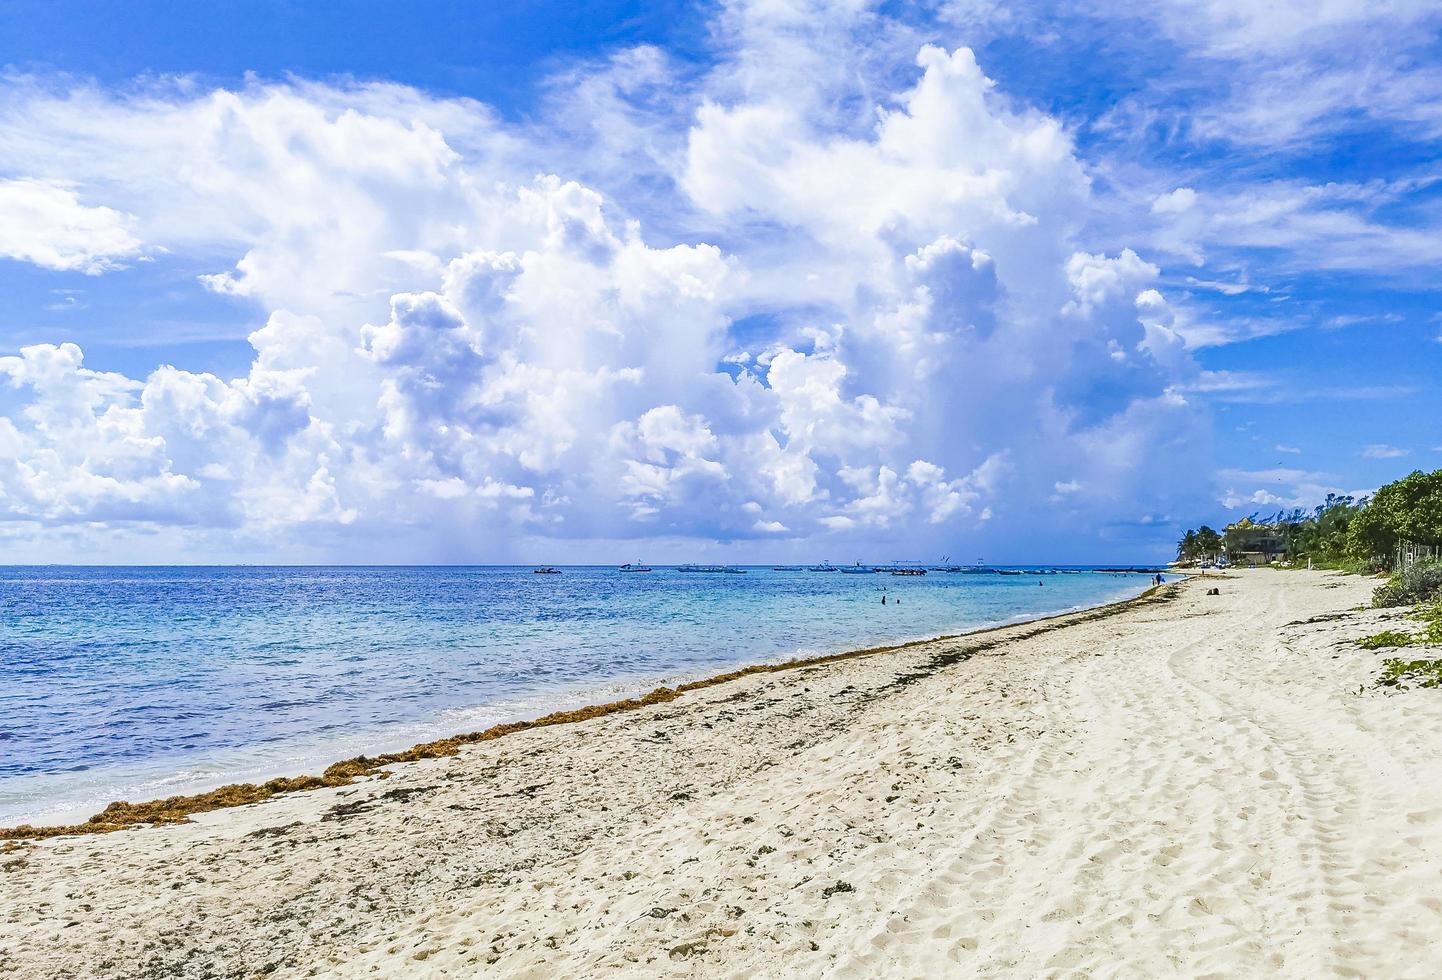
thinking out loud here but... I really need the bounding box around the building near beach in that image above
[1224,518,1287,566]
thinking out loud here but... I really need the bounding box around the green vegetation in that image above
[1372,561,1442,608]
[1177,469,1442,571]
[1278,493,1369,568]
[1364,611,1442,694]
[1376,659,1442,691]
[1347,470,1442,563]
[1175,525,1223,563]
[1361,599,1442,682]
[1360,630,1424,650]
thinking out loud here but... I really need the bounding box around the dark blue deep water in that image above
[0,565,1151,825]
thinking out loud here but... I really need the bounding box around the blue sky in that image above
[0,1,712,96]
[0,0,1438,563]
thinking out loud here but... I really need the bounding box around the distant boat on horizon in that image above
[807,560,838,572]
[533,566,562,574]
[619,563,652,572]
[840,560,876,574]
[677,564,746,573]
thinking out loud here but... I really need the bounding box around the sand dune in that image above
[4,570,1442,977]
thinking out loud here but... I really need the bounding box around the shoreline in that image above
[0,577,1165,840]
[8,569,1442,977]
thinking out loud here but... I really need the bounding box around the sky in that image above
[0,0,1439,564]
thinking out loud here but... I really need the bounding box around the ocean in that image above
[0,565,1153,826]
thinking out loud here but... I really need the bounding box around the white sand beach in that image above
[4,569,1442,977]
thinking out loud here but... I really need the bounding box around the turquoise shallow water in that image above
[0,565,1153,826]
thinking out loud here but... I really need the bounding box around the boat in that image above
[533,567,562,574]
[807,561,837,572]
[891,567,926,576]
[677,564,747,573]
[840,560,875,574]
[619,563,652,572]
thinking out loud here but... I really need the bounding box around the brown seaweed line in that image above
[1,581,1178,840]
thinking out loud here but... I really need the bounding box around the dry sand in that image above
[3,569,1442,978]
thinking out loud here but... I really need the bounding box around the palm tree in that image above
[1177,528,1199,561]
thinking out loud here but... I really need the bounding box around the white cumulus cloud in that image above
[0,178,144,273]
[0,2,1225,561]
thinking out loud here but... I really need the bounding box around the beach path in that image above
[3,570,1442,977]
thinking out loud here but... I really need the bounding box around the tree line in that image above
[1176,468,1442,570]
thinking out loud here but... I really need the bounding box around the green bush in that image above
[1372,560,1442,608]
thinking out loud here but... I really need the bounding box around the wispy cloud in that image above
[1362,444,1409,459]
[42,288,87,312]
[1323,313,1402,330]
[1183,275,1268,296]
[1193,376,1417,406]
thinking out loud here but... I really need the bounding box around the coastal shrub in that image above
[1415,602,1442,645]
[1372,560,1442,608]
[1360,630,1423,650]
[1376,658,1442,691]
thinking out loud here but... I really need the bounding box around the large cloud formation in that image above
[0,1,1218,561]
